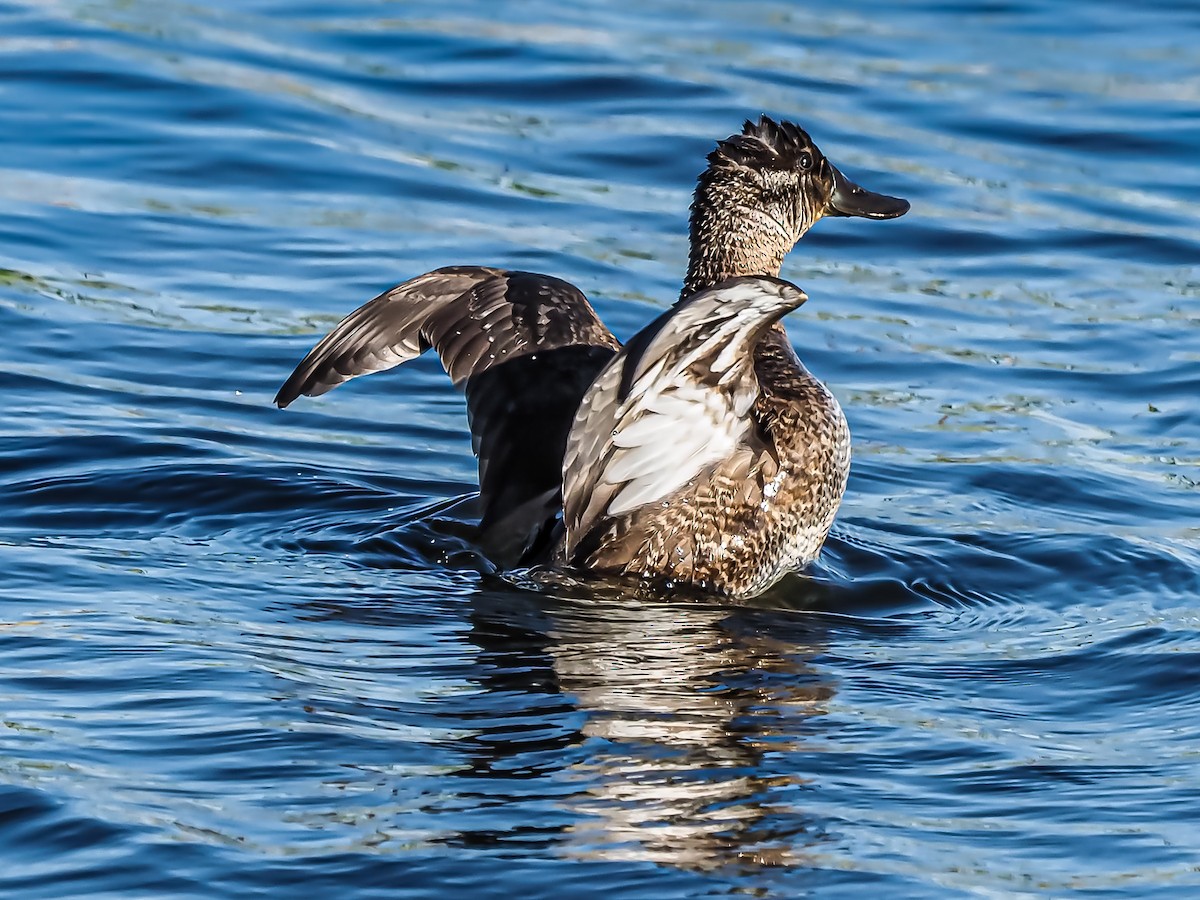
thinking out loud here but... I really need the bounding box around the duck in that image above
[275,116,909,597]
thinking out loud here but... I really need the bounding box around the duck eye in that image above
[798,152,813,171]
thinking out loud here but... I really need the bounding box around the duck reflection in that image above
[465,577,837,871]
[277,511,844,868]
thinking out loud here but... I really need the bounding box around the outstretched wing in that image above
[562,275,808,562]
[275,266,621,560]
[275,266,618,406]
[275,266,502,406]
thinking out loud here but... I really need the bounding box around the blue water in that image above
[2,0,1199,896]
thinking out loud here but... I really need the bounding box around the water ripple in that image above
[2,0,1199,896]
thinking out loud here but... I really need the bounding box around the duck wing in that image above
[275,266,620,561]
[275,266,617,402]
[561,275,808,564]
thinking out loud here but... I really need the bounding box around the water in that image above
[2,0,1198,895]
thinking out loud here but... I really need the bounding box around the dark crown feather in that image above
[709,115,818,172]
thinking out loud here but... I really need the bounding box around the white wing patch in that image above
[604,383,747,515]
[562,276,808,559]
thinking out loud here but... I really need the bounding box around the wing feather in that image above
[274,266,504,406]
[562,276,808,561]
[275,267,620,406]
[276,266,621,559]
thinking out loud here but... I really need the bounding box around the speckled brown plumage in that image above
[275,116,907,595]
[565,320,851,598]
[558,118,891,596]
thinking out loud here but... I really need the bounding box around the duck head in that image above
[682,116,909,298]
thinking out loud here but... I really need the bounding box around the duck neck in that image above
[680,190,798,302]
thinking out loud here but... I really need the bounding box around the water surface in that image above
[2,0,1199,896]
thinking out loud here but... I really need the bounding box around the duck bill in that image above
[827,164,910,219]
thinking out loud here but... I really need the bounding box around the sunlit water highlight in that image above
[1,0,1198,896]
